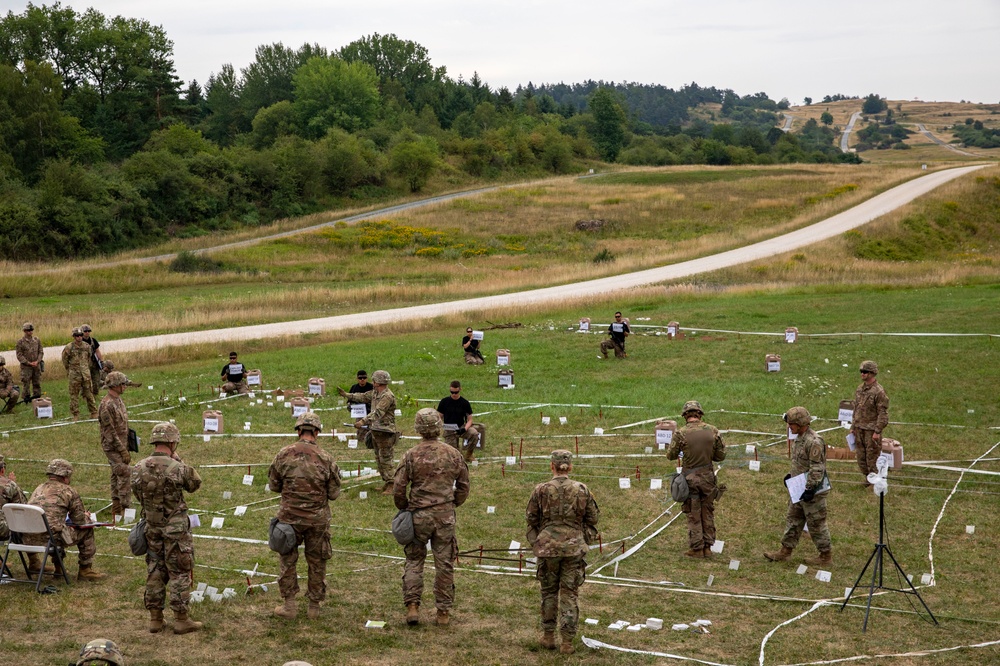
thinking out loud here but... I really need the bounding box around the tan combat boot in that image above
[172,611,203,634]
[684,548,704,559]
[307,601,321,620]
[764,546,794,562]
[149,609,164,634]
[405,603,420,626]
[381,482,394,495]
[804,550,832,567]
[273,598,297,619]
[77,565,107,581]
[560,637,575,655]
[702,547,714,558]
[540,631,557,650]
[436,609,450,626]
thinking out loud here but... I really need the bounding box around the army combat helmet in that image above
[149,422,181,445]
[103,371,130,389]
[371,370,391,385]
[413,408,443,438]
[295,411,322,433]
[75,638,124,665]
[860,360,878,375]
[46,458,74,478]
[681,400,704,417]
[783,406,812,427]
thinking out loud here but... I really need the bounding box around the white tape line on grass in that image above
[759,600,830,666]
[906,464,1000,477]
[928,440,1000,582]
[581,637,736,666]
[591,507,686,576]
[774,638,1000,666]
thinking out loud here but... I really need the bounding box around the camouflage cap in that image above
[371,369,391,385]
[682,400,704,416]
[149,422,180,445]
[46,458,74,477]
[860,360,878,374]
[295,411,323,432]
[413,408,443,437]
[103,371,129,389]
[76,638,124,666]
[22,322,33,331]
[102,360,115,371]
[784,406,812,427]
[551,450,573,467]
[81,324,92,332]
[72,327,83,336]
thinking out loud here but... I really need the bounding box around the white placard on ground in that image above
[394,409,402,416]
[205,586,218,597]
[508,540,521,554]
[619,477,631,489]
[650,478,662,490]
[211,517,224,529]
[921,573,934,585]
[242,474,254,486]
[966,525,976,534]
[541,416,550,425]
[711,540,725,554]
[816,570,832,583]
[234,506,247,516]
[594,427,604,435]
[189,514,201,527]
[796,564,808,575]
[123,508,136,523]
[745,444,756,454]
[359,491,368,499]
[559,417,567,425]
[585,618,599,625]
[729,559,740,571]
[748,460,761,472]
[348,439,358,449]
[202,435,211,442]
[222,491,232,499]
[846,433,856,450]
[505,456,516,465]
[845,587,853,599]
[487,506,496,514]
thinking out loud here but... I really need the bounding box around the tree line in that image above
[1,3,857,260]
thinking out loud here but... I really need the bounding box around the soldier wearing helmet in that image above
[338,370,398,493]
[0,453,28,543]
[765,407,832,566]
[61,327,98,420]
[0,353,20,413]
[394,408,470,627]
[25,459,106,581]
[98,371,133,518]
[131,422,203,634]
[851,360,890,484]
[268,411,341,621]
[15,322,43,403]
[666,400,726,559]
[73,638,124,665]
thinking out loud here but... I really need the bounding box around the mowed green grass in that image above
[2,285,999,665]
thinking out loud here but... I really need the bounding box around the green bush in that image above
[168,251,224,273]
[593,248,615,263]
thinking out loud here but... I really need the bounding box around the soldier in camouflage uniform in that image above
[0,454,27,542]
[268,411,341,621]
[24,459,106,581]
[81,325,103,401]
[852,360,890,484]
[0,356,20,413]
[99,371,132,517]
[15,322,43,402]
[765,407,833,566]
[62,327,98,420]
[339,369,398,493]
[73,638,125,665]
[526,450,599,654]
[666,401,726,558]
[132,422,203,634]
[394,408,470,627]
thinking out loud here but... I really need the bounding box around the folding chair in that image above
[0,503,71,592]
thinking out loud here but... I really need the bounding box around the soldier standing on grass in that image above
[62,327,98,420]
[395,408,470,627]
[666,401,726,558]
[268,412,341,621]
[526,450,600,654]
[852,360,889,486]
[80,325,103,401]
[99,371,132,518]
[599,312,630,359]
[0,356,20,413]
[132,422,204,634]
[339,370,398,493]
[15,322,43,403]
[765,407,832,566]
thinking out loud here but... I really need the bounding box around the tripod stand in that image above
[839,489,938,631]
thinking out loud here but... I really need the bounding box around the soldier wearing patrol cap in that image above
[0,355,20,413]
[132,422,204,634]
[268,411,341,621]
[526,449,600,654]
[62,327,98,420]
[666,401,726,559]
[394,408,470,627]
[852,360,890,485]
[765,407,832,566]
[98,371,133,518]
[25,459,106,581]
[339,369,398,493]
[15,321,43,403]
[72,638,124,665]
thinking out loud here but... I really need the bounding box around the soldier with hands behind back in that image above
[131,422,204,634]
[15,322,43,403]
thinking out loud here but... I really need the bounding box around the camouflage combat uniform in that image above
[268,439,341,603]
[0,466,27,541]
[15,334,43,399]
[781,428,831,553]
[24,479,96,568]
[98,391,131,514]
[526,471,599,643]
[667,419,726,552]
[0,364,19,413]
[393,436,470,612]
[132,452,202,614]
[346,387,398,483]
[853,380,889,479]
[62,338,97,419]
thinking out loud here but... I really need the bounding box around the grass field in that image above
[2,284,999,665]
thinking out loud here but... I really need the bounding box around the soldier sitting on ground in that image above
[0,356,20,413]
[220,351,250,394]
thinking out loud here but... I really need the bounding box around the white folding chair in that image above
[0,503,71,592]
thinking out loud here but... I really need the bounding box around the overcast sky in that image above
[11,0,1000,104]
